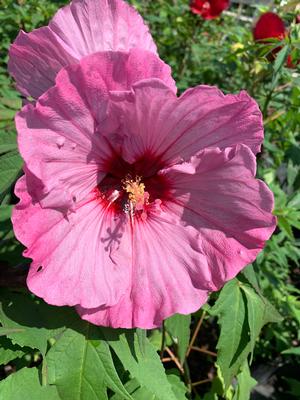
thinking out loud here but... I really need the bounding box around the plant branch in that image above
[186,311,206,357]
[191,378,212,387]
[165,347,184,374]
[190,346,217,357]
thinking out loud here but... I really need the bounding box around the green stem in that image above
[41,359,48,386]
[160,320,165,359]
[262,86,275,118]
[183,359,192,396]
[136,328,147,357]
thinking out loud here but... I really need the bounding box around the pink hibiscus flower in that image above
[8,0,157,99]
[12,49,276,328]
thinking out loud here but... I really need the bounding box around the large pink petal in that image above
[12,175,131,308]
[55,50,176,121]
[16,51,175,210]
[16,88,105,211]
[8,29,77,99]
[50,0,157,56]
[77,211,208,329]
[9,0,157,98]
[108,80,263,171]
[160,144,276,289]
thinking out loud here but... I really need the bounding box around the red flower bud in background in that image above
[190,0,229,20]
[253,12,285,42]
[286,55,295,68]
[253,12,299,69]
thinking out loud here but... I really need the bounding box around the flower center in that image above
[96,155,170,222]
[122,175,150,221]
[122,176,149,209]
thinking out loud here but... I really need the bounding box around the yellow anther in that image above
[122,176,147,205]
[122,175,151,213]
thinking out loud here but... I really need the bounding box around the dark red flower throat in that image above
[95,153,171,221]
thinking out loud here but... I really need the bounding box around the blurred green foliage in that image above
[0,0,299,399]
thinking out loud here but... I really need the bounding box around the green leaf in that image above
[277,215,294,239]
[110,372,188,400]
[0,327,25,336]
[165,314,191,364]
[0,204,12,223]
[110,378,155,400]
[211,278,282,390]
[102,329,178,400]
[0,367,60,400]
[166,370,188,400]
[282,347,300,355]
[0,290,78,354]
[0,150,23,196]
[273,45,289,76]
[286,378,300,397]
[0,98,22,110]
[241,265,260,293]
[136,328,147,357]
[0,108,15,121]
[0,336,26,365]
[241,283,282,363]
[202,393,218,400]
[210,279,250,390]
[233,362,257,400]
[0,204,24,265]
[0,204,14,245]
[46,325,132,400]
[148,329,162,351]
[0,131,17,154]
[241,288,280,352]
[287,161,299,190]
[288,192,300,209]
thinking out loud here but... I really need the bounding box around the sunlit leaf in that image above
[47,325,133,400]
[0,367,60,400]
[0,336,26,365]
[210,279,250,389]
[165,314,191,363]
[273,45,289,76]
[282,347,300,355]
[103,329,178,400]
[0,290,77,354]
[233,362,257,400]
[241,283,282,363]
[210,278,281,390]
